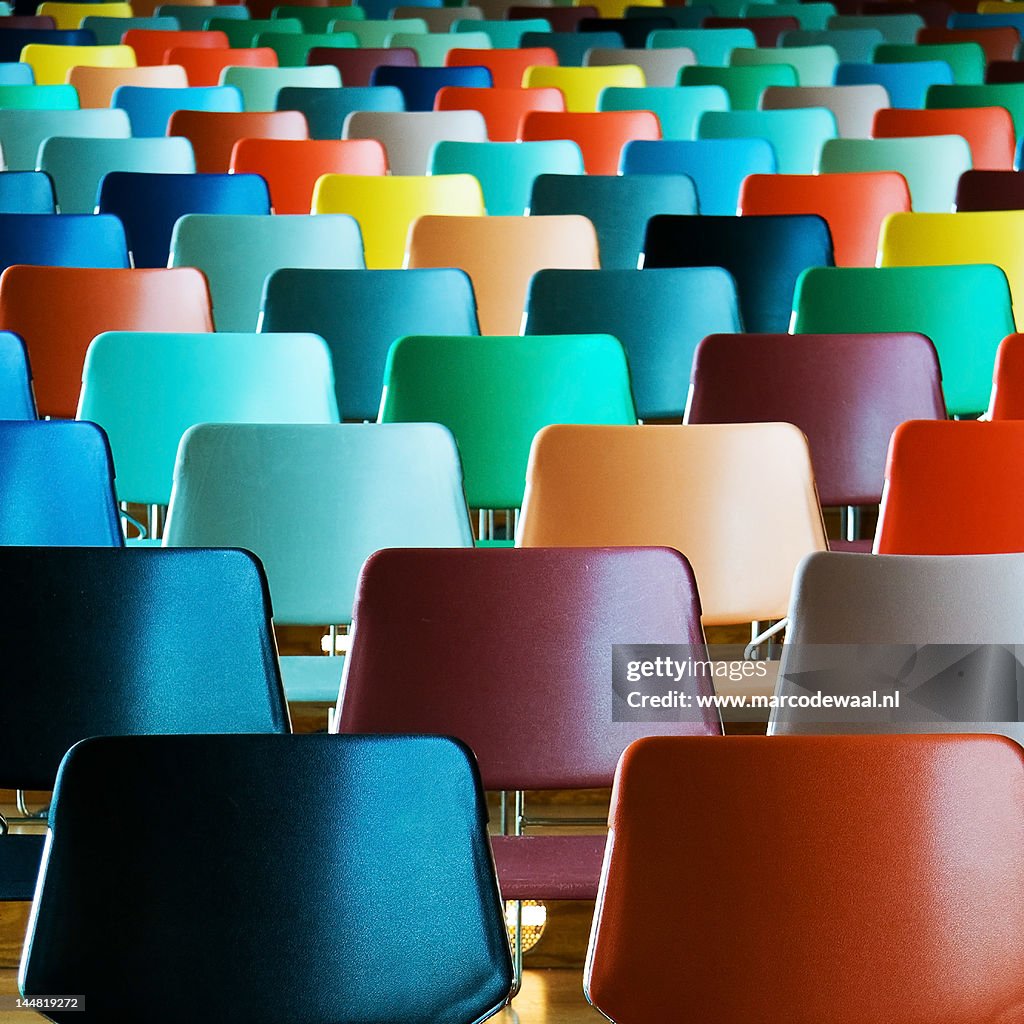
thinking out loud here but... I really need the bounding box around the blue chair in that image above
[621,138,776,215]
[0,213,128,272]
[370,64,491,111]
[80,14,179,43]
[1016,135,1024,171]
[835,59,954,107]
[0,62,34,85]
[275,83,403,139]
[0,28,95,62]
[0,170,55,212]
[97,171,270,269]
[951,11,1024,30]
[520,30,624,66]
[0,420,123,546]
[113,83,243,137]
[0,331,34,419]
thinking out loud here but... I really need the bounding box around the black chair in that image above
[21,733,514,1024]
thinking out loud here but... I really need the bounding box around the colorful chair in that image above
[306,46,418,87]
[122,28,228,66]
[0,107,129,170]
[647,26,756,65]
[434,84,563,142]
[836,57,953,106]
[254,31,357,67]
[0,171,55,213]
[956,169,1024,210]
[699,108,838,174]
[20,43,134,85]
[166,45,277,87]
[873,105,1013,169]
[275,84,403,140]
[987,332,1024,418]
[370,63,490,111]
[221,63,339,111]
[875,40,985,85]
[444,44,556,88]
[167,108,308,172]
[926,81,1024,137]
[0,212,128,272]
[343,109,486,174]
[599,84,727,139]
[68,63,187,108]
[36,1,131,29]
[522,64,645,112]
[730,43,839,86]
[0,83,77,108]
[0,330,35,418]
[519,110,661,174]
[113,82,242,136]
[761,82,888,137]
[681,63,798,110]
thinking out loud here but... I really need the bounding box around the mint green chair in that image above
[273,4,366,31]
[457,17,550,47]
[222,64,341,111]
[648,27,755,65]
[0,84,78,109]
[256,30,357,66]
[391,31,491,66]
[346,18,427,47]
[748,2,836,30]
[792,264,1015,415]
[169,213,364,332]
[875,42,985,85]
[681,64,798,110]
[699,107,837,173]
[207,15,301,45]
[0,107,130,170]
[157,3,248,29]
[600,84,729,139]
[730,44,839,87]
[379,334,637,511]
[828,13,923,44]
[430,139,583,215]
[926,82,1024,138]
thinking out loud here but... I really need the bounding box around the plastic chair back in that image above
[167,108,308,172]
[36,1,132,29]
[0,329,33,418]
[599,84,726,139]
[221,64,338,111]
[444,44,556,88]
[873,105,1014,169]
[760,82,888,138]
[519,109,661,174]
[836,55,952,105]
[698,107,838,174]
[0,212,127,272]
[113,82,241,137]
[927,81,1024,138]
[167,45,277,86]
[434,83,562,142]
[829,12,925,44]
[79,14,179,44]
[0,83,78,109]
[681,63,799,109]
[876,39,985,84]
[122,27,228,65]
[306,46,418,87]
[68,63,187,108]
[647,26,755,65]
[958,170,1024,211]
[0,107,129,171]
[586,47,696,88]
[390,30,491,67]
[343,108,486,175]
[729,43,839,86]
[275,84,403,140]
[0,170,55,213]
[0,28,95,63]
[519,30,622,67]
[370,63,490,111]
[781,27,883,63]
[21,43,134,85]
[522,64,645,112]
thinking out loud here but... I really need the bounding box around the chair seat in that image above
[280,654,345,703]
[828,537,873,552]
[491,832,607,901]
[0,833,46,901]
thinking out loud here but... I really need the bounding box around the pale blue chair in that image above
[0,107,129,170]
[0,331,34,419]
[0,63,34,86]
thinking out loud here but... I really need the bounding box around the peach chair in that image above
[873,105,1014,170]
[166,46,278,86]
[68,64,189,108]
[516,423,828,626]
[406,214,599,334]
[20,44,135,85]
[168,109,308,172]
[435,85,564,141]
[122,29,229,67]
[520,109,661,173]
[445,46,558,89]
[522,63,646,112]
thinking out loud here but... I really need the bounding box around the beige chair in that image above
[343,109,487,175]
[68,64,188,108]
[585,47,696,87]
[761,83,889,138]
[407,214,599,334]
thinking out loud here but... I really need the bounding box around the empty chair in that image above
[307,46,418,88]
[254,32,357,70]
[519,110,661,174]
[957,169,1024,211]
[167,109,308,172]
[836,57,953,106]
[519,30,623,68]
[0,28,95,64]
[344,109,486,175]
[525,267,742,420]
[0,329,32,418]
[271,4,366,31]
[21,43,134,86]
[729,43,839,87]
[988,332,1024,418]
[0,107,129,171]
[68,64,188,108]
[875,40,985,85]
[455,18,549,48]
[36,1,131,29]
[681,64,799,111]
[522,64,645,112]
[444,45,557,89]
[829,12,926,45]
[648,27,756,66]
[927,25,1021,62]
[706,15,800,46]
[113,82,242,137]
[0,63,35,86]
[0,83,78,109]
[699,108,838,174]
[781,27,884,63]
[408,214,599,335]
[79,13,179,45]
[761,83,888,138]
[599,84,726,140]
[643,214,834,333]
[434,84,563,142]
[122,27,228,66]
[927,81,1024,138]
[343,18,428,49]
[0,170,54,213]
[584,46,695,89]
[370,64,490,112]
[221,64,339,112]
[275,84,403,140]
[873,105,1014,170]
[209,15,301,47]
[0,213,128,272]
[167,45,277,87]
[391,31,491,67]
[0,266,212,418]
[792,265,1014,415]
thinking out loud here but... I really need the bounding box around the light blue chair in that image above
[647,27,755,65]
[222,64,340,111]
[0,63,34,86]
[698,108,837,174]
[0,331,34,419]
[80,15,179,44]
[0,107,129,170]
[112,83,242,137]
[835,59,953,107]
[275,84,403,139]
[0,212,128,271]
[599,85,729,140]
[730,44,839,87]
[828,13,925,44]
[0,170,55,212]
[782,28,883,64]
[157,3,249,28]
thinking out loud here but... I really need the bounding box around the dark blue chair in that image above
[275,84,403,139]
[835,60,954,107]
[0,331,35,419]
[21,734,513,1022]
[520,30,625,65]
[0,213,129,272]
[950,11,1024,30]
[369,65,492,112]
[97,172,270,269]
[112,83,243,137]
[0,547,289,902]
[0,28,95,61]
[0,420,123,545]
[0,170,56,213]
[642,213,835,334]
[260,267,479,421]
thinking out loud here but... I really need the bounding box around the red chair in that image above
[519,109,660,173]
[166,46,278,87]
[987,333,1024,418]
[122,28,228,67]
[704,15,800,45]
[445,46,558,89]
[873,106,1014,170]
[168,109,308,172]
[307,47,418,87]
[436,85,564,141]
[918,25,1020,63]
[587,733,1024,1023]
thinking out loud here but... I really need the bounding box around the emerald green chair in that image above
[379,333,637,511]
[875,42,985,86]
[222,64,340,111]
[648,27,755,65]
[0,83,78,109]
[208,15,301,46]
[792,264,1015,415]
[699,107,837,173]
[680,64,797,110]
[730,44,839,87]
[599,84,728,139]
[255,30,357,66]
[272,4,366,31]
[926,82,1024,138]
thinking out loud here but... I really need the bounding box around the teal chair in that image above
[747,2,836,30]
[222,64,340,111]
[926,82,1024,139]
[458,17,550,47]
[792,264,1015,415]
[207,15,301,46]
[157,3,249,29]
[648,27,755,65]
[275,84,404,139]
[828,13,923,44]
[0,108,129,171]
[379,334,637,512]
[599,85,729,140]
[430,139,583,216]
[78,331,340,511]
[81,15,179,44]
[874,42,985,86]
[256,30,358,66]
[163,422,474,701]
[169,214,364,332]
[698,107,837,173]
[681,64,797,110]
[38,136,195,215]
[0,84,78,109]
[730,44,839,87]
[782,28,883,64]
[272,4,367,31]
[346,18,428,47]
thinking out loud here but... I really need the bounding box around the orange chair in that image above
[168,110,308,172]
[873,106,1014,170]
[0,267,213,419]
[68,64,189,109]
[738,172,911,267]
[587,733,1024,1023]
[229,138,387,213]
[919,26,1020,64]
[875,419,1024,554]
[166,46,278,87]
[519,110,660,174]
[407,214,599,334]
[122,29,228,67]
[445,46,558,89]
[435,85,564,142]
[989,333,1024,419]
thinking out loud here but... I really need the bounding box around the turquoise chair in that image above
[747,2,836,30]
[275,84,404,139]
[272,4,367,31]
[255,31,358,67]
[346,18,428,47]
[599,85,729,139]
[458,17,550,47]
[0,64,35,86]
[207,15,301,46]
[828,13,924,44]
[379,334,637,512]
[782,28,883,64]
[78,331,340,510]
[681,64,797,110]
[163,422,474,701]
[80,15,179,44]
[157,3,249,29]
[729,44,839,87]
[430,139,583,216]
[169,214,364,333]
[38,136,195,215]
[835,59,954,107]
[698,108,837,173]
[647,27,755,65]
[222,64,340,111]
[0,107,129,171]
[0,84,78,109]
[874,42,985,86]
[113,84,242,137]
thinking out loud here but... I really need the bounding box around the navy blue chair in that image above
[260,267,479,421]
[275,84,404,139]
[0,171,56,213]
[579,15,675,46]
[642,213,835,334]
[21,734,513,1022]
[521,30,625,65]
[112,83,243,138]
[0,28,96,61]
[835,60,954,107]
[0,547,289,902]
[0,213,129,273]
[369,65,492,112]
[0,331,35,419]
[97,172,270,269]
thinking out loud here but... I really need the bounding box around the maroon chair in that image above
[1,15,55,27]
[685,332,947,549]
[918,26,1020,64]
[955,169,1024,211]
[986,60,1024,84]
[307,46,418,87]
[508,4,598,29]
[704,15,800,46]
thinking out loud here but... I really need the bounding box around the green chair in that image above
[748,2,836,30]
[39,136,195,215]
[818,135,971,212]
[0,107,130,171]
[222,64,341,111]
[391,31,491,66]
[782,27,883,64]
[699,107,837,173]
[0,84,78,109]
[458,17,550,47]
[648,27,755,65]
[81,14,179,44]
[730,44,839,87]
[157,3,248,29]
[273,4,366,31]
[379,333,636,512]
[256,30,357,66]
[169,213,364,333]
[207,15,301,46]
[345,18,427,47]
[599,84,729,139]
[875,42,985,86]
[926,82,1024,138]
[792,264,1015,415]
[681,64,797,110]
[78,331,339,510]
[828,13,924,44]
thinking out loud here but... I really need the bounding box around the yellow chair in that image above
[22,44,136,86]
[879,210,1024,330]
[978,0,1024,10]
[68,64,187,108]
[311,173,484,269]
[37,2,133,29]
[523,65,646,113]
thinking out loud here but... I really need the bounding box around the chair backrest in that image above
[272,4,367,31]
[21,734,512,1022]
[0,420,122,546]
[220,63,339,111]
[254,31,358,68]
[343,108,486,175]
[989,332,1024,418]
[370,63,490,111]
[730,42,839,86]
[517,423,828,624]
[519,29,622,66]
[781,27,884,63]
[0,266,213,418]
[167,108,308,172]
[0,28,95,64]
[956,169,1024,211]
[434,83,562,141]
[0,83,78,109]
[519,109,661,174]
[927,82,1024,139]
[444,44,557,88]
[707,14,799,45]
[599,83,726,139]
[0,171,55,214]
[830,12,926,44]
[0,107,129,171]
[122,27,228,65]
[163,423,474,624]
[306,46,418,88]
[67,63,187,108]
[407,213,599,335]
[586,733,1024,1024]
[380,333,636,508]
[260,267,478,421]
[336,547,720,791]
[681,63,799,110]
[167,45,278,86]
[522,64,645,112]
[21,43,135,85]
[0,213,128,272]
[79,14,179,45]
[113,82,242,137]
[0,330,34,419]
[579,13,674,45]
[647,26,755,64]
[585,46,694,88]
[37,1,132,29]
[698,107,838,174]
[760,83,888,138]
[210,16,300,48]
[275,84,403,140]
[836,56,953,106]
[873,105,1014,169]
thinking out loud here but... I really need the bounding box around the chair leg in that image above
[507,899,523,1001]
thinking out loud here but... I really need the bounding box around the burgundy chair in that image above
[507,4,598,29]
[2,15,55,27]
[307,47,418,88]
[704,15,800,46]
[333,546,722,990]
[955,169,1024,211]
[986,60,1024,84]
[685,332,947,549]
